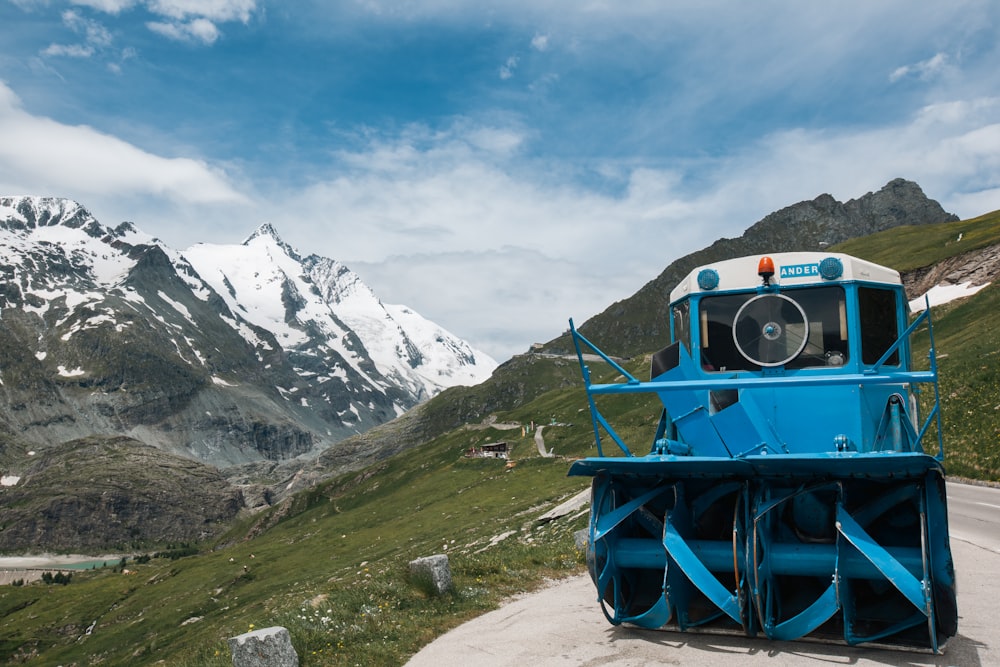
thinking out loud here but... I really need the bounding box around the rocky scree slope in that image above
[0,435,242,552]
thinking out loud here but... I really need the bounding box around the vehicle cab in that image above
[653,252,928,458]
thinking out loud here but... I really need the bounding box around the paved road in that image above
[407,481,999,667]
[946,482,1000,555]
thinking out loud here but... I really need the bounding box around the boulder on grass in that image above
[409,554,452,595]
[228,626,298,667]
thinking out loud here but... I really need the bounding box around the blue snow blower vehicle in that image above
[569,251,957,652]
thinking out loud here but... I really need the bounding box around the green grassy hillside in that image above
[918,281,1000,479]
[3,211,999,665]
[834,208,1000,272]
[833,209,1000,480]
[0,357,660,665]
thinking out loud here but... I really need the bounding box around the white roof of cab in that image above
[669,251,901,304]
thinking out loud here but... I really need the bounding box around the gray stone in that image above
[409,554,452,595]
[228,626,299,667]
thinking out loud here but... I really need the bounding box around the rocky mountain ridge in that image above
[0,196,496,470]
[561,178,959,356]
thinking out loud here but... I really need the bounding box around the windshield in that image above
[699,286,849,371]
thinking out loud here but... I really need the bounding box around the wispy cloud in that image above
[499,55,518,80]
[141,0,256,42]
[69,0,139,13]
[31,0,258,48]
[890,52,949,82]
[261,97,1000,358]
[146,17,220,44]
[42,43,96,58]
[147,0,255,23]
[42,9,113,59]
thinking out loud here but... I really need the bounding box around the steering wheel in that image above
[732,293,809,367]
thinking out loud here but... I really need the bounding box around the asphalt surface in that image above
[406,482,999,667]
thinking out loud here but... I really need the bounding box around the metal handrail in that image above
[569,302,944,459]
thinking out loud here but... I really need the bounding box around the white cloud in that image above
[141,0,256,43]
[147,0,255,23]
[71,0,139,12]
[890,52,949,83]
[38,0,257,44]
[63,9,113,47]
[42,43,95,57]
[258,93,1000,360]
[147,18,220,44]
[499,55,518,80]
[273,123,669,264]
[531,33,549,51]
[0,81,248,206]
[42,9,113,59]
[353,248,634,360]
[62,0,256,22]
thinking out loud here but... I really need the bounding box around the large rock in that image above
[228,626,299,667]
[409,554,453,595]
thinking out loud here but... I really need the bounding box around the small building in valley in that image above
[464,442,510,460]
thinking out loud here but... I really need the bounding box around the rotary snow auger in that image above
[569,251,957,652]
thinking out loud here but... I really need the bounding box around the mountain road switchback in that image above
[406,481,1000,667]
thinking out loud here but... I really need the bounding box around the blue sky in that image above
[2,1,1000,361]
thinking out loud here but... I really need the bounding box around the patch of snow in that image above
[57,365,85,377]
[23,225,131,283]
[167,338,189,362]
[35,351,47,360]
[121,288,146,305]
[184,240,313,347]
[85,312,116,328]
[909,282,991,312]
[211,376,235,387]
[0,204,24,223]
[157,290,195,323]
[1,475,20,487]
[384,302,497,390]
[184,336,207,365]
[21,298,50,318]
[219,314,272,351]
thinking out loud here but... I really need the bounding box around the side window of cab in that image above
[858,287,900,366]
[672,300,690,352]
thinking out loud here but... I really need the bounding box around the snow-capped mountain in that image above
[183,224,491,402]
[0,196,496,467]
